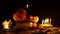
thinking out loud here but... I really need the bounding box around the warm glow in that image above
[42,18,51,24]
[26,4,29,8]
[30,22,32,27]
[13,8,27,22]
[30,16,39,23]
[30,22,37,27]
[50,19,51,24]
[40,24,52,26]
[45,18,49,23]
[40,18,52,27]
[33,23,37,27]
[2,20,10,29]
[42,20,44,24]
[29,16,39,27]
[50,19,51,21]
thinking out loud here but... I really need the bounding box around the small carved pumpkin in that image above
[29,15,39,23]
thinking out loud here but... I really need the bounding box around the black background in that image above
[0,0,59,29]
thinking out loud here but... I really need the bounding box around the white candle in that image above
[42,20,44,24]
[50,19,51,24]
[45,18,49,24]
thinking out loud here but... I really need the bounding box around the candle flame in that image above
[26,4,29,8]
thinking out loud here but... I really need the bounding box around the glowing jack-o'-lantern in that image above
[29,16,39,23]
[13,8,27,22]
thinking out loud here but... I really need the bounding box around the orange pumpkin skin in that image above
[13,8,27,22]
[29,16,39,23]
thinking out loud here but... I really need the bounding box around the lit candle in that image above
[45,18,49,24]
[2,20,9,29]
[50,19,51,24]
[42,20,44,24]
[26,4,29,8]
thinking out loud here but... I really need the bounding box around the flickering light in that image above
[39,18,53,27]
[42,20,44,24]
[50,19,51,21]
[45,18,49,23]
[35,16,39,23]
[30,22,32,27]
[41,24,52,26]
[26,4,29,8]
[50,19,51,24]
[30,16,39,23]
[2,20,10,29]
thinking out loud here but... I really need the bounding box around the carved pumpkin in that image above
[13,8,27,22]
[29,15,39,23]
